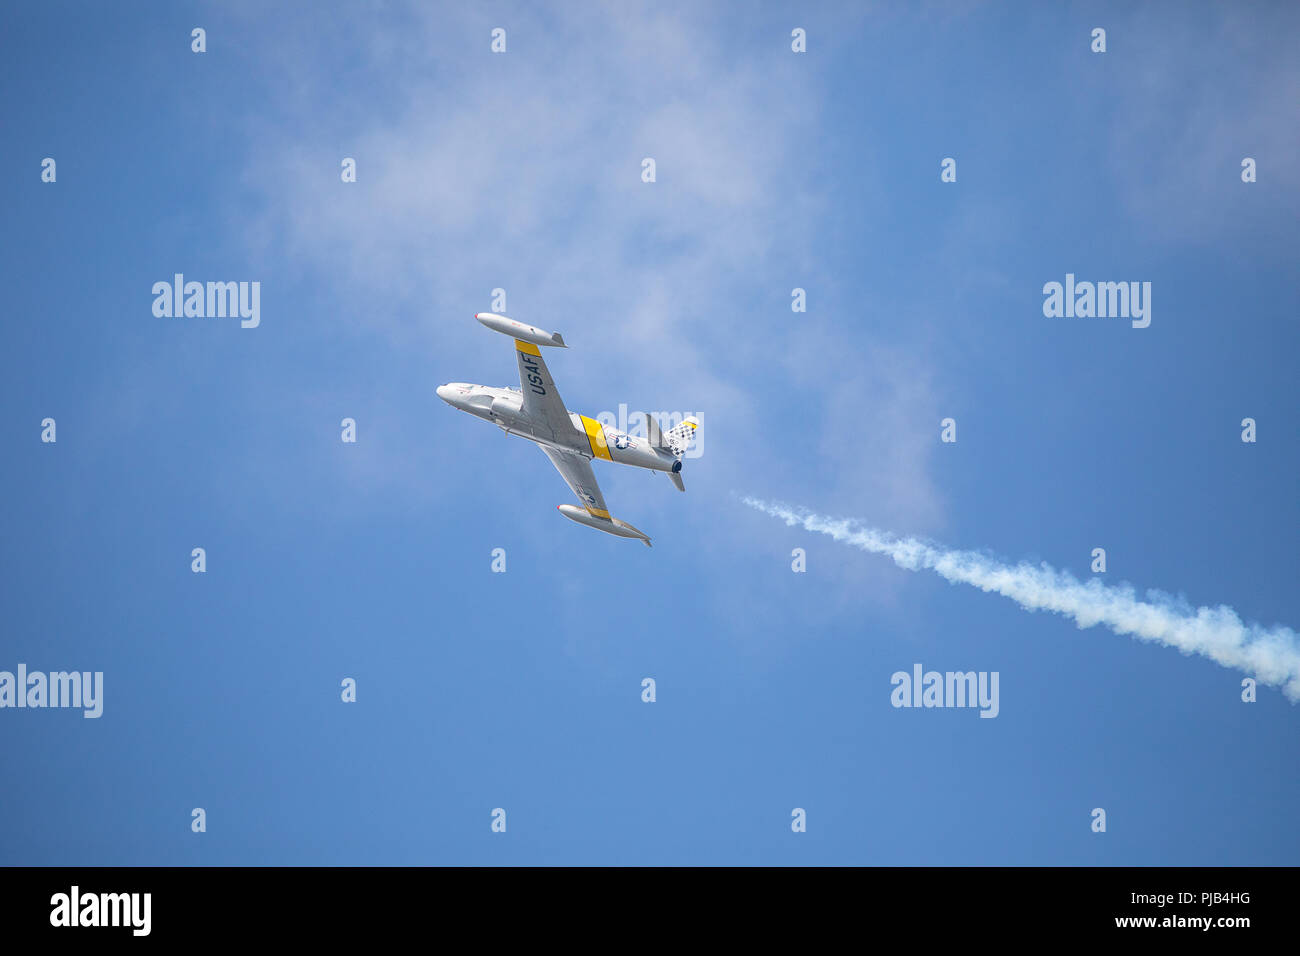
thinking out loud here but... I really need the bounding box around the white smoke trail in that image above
[742,497,1300,701]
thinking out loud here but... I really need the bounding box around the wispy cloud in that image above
[1091,4,1300,242]
[224,2,955,537]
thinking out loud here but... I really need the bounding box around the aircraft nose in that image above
[436,384,453,403]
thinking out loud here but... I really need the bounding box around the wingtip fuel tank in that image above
[556,504,652,547]
[474,313,567,348]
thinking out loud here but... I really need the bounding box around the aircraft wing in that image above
[515,340,578,442]
[540,444,610,519]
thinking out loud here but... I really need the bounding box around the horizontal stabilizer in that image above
[646,413,670,452]
[646,413,699,457]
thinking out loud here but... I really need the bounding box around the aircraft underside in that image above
[437,314,698,545]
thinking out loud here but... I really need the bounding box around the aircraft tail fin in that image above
[662,416,699,456]
[646,414,699,457]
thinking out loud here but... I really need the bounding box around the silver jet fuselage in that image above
[439,314,697,545]
[436,382,680,475]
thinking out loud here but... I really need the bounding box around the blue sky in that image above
[2,1,1297,865]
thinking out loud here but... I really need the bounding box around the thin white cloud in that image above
[225,2,954,536]
[1091,4,1300,241]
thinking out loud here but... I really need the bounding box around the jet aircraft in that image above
[437,313,698,546]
